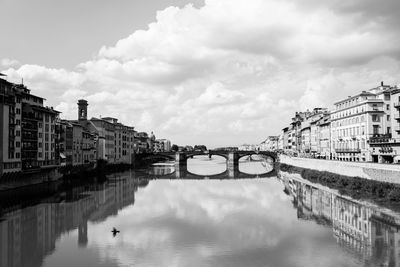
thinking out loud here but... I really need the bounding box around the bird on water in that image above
[112,227,120,237]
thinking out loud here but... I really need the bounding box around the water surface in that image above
[0,156,399,267]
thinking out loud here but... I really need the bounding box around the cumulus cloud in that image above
[2,0,400,146]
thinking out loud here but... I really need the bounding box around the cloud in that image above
[1,58,20,68]
[2,0,400,146]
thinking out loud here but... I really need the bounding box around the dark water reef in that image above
[279,163,400,203]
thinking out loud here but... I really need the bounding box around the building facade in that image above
[1,77,59,176]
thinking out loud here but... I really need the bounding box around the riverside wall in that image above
[279,155,400,184]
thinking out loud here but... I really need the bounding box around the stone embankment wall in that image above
[279,155,400,184]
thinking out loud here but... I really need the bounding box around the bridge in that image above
[142,150,277,164]
[136,150,278,179]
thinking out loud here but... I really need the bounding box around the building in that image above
[1,76,60,176]
[291,111,311,154]
[158,139,171,152]
[259,136,279,151]
[75,100,135,164]
[368,85,400,163]
[58,120,96,166]
[317,115,331,159]
[153,139,171,152]
[330,84,392,162]
[134,132,150,153]
[238,144,256,151]
[102,117,135,164]
[281,127,290,151]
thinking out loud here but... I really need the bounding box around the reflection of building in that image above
[284,172,400,266]
[0,172,139,267]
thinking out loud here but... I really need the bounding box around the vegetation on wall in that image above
[279,163,400,202]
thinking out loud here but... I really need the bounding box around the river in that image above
[0,156,399,267]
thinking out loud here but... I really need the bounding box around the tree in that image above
[194,145,207,151]
[171,144,179,152]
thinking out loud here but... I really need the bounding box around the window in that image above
[387,127,391,134]
[16,119,20,125]
[38,123,42,128]
[16,130,20,136]
[16,141,20,148]
[373,125,379,135]
[387,115,390,121]
[387,104,390,111]
[372,115,379,122]
[16,108,21,114]
[16,152,20,158]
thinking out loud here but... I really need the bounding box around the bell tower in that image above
[78,99,88,121]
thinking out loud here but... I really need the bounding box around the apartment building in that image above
[76,100,135,164]
[367,86,400,163]
[158,139,171,152]
[58,120,96,166]
[134,132,150,153]
[330,88,388,162]
[317,115,331,159]
[0,76,59,176]
[103,117,135,164]
[259,136,279,151]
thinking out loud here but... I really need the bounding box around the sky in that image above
[1,0,400,147]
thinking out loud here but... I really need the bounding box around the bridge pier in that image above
[227,152,239,178]
[175,152,187,178]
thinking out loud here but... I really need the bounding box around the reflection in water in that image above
[187,155,227,175]
[0,173,137,267]
[238,155,274,174]
[280,171,400,267]
[1,160,400,266]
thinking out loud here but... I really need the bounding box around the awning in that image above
[60,153,66,159]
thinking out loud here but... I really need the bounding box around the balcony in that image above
[22,112,43,121]
[369,134,394,144]
[335,148,361,153]
[378,147,394,154]
[395,114,400,121]
[394,102,400,109]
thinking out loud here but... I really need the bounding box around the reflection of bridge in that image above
[150,168,277,179]
[143,150,278,179]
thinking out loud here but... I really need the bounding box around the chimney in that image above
[381,81,384,86]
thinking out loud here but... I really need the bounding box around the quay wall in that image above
[279,155,400,184]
